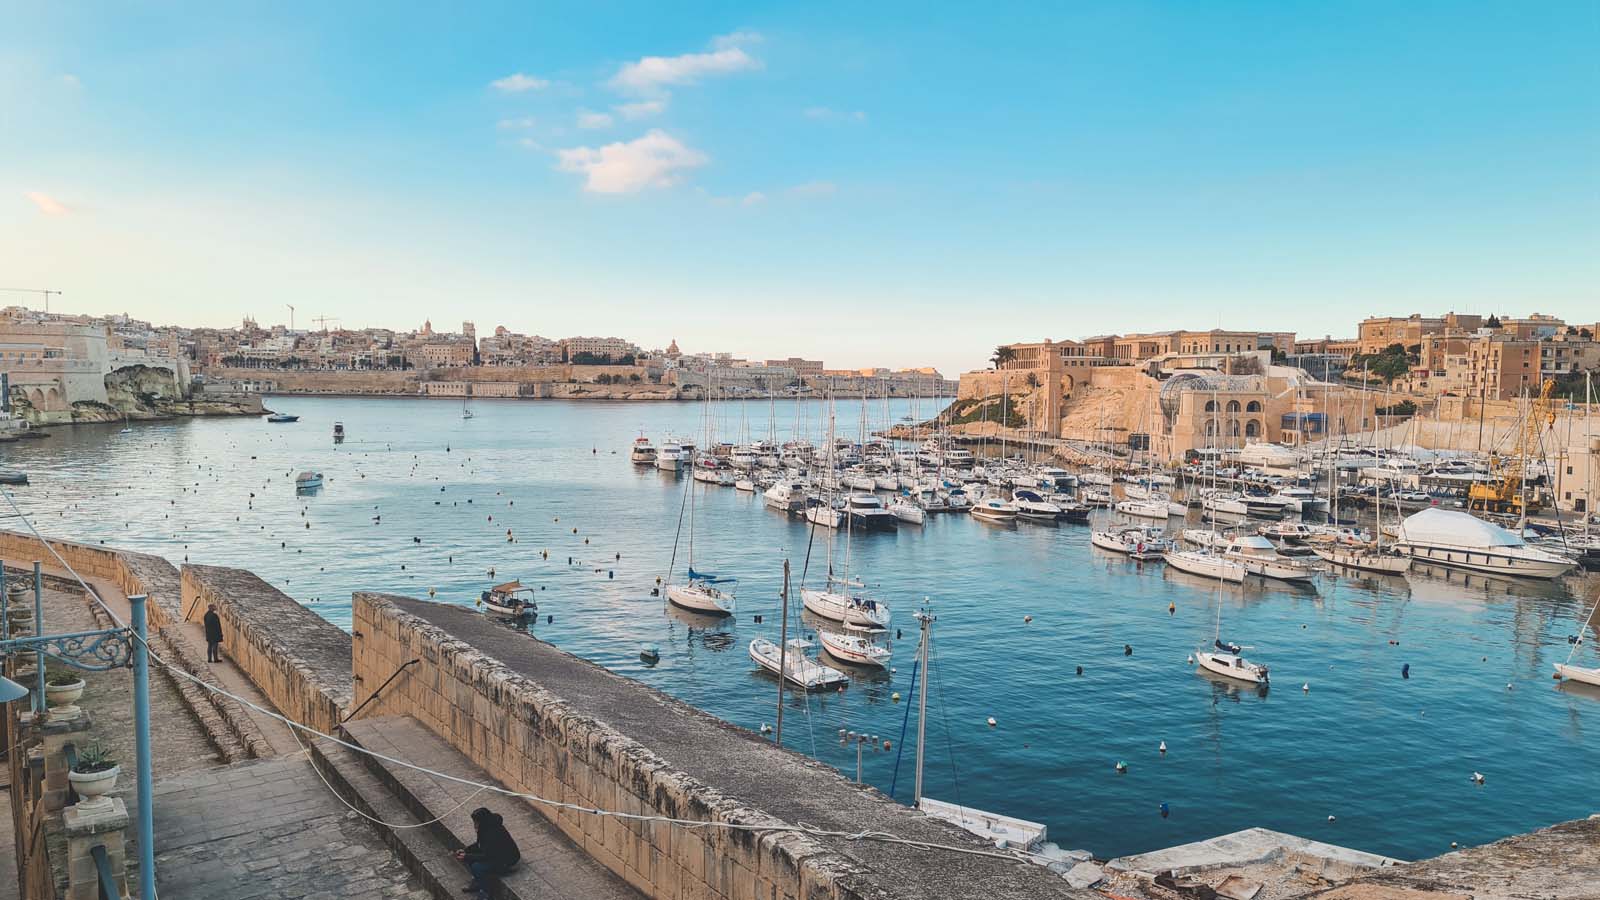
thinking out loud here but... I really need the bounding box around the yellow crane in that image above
[1468,378,1555,514]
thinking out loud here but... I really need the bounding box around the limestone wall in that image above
[0,529,182,625]
[182,565,351,734]
[351,592,861,900]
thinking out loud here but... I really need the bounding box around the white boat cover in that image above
[1395,508,1523,548]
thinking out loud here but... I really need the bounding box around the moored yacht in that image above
[1222,535,1317,583]
[1163,547,1246,583]
[1391,508,1576,579]
[818,626,892,668]
[1011,489,1062,521]
[802,581,890,628]
[1115,498,1171,520]
[629,435,657,465]
[655,439,689,472]
[969,497,1019,522]
[845,493,898,530]
[764,480,808,513]
[1090,526,1171,560]
[666,570,737,616]
[1195,639,1269,684]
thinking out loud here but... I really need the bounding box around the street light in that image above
[0,674,27,703]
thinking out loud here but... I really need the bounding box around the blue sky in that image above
[4,1,1596,375]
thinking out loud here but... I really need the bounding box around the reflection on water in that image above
[2,395,1598,861]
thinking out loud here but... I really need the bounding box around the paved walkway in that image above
[151,755,428,900]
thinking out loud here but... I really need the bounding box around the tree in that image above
[990,345,1017,368]
[1024,372,1040,389]
[1486,314,1502,329]
[629,373,642,383]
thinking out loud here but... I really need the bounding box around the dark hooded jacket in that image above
[203,610,224,643]
[464,808,520,869]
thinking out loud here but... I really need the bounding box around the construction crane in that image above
[312,315,340,332]
[1468,378,1556,515]
[0,287,63,313]
[286,304,295,331]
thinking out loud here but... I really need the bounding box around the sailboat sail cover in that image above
[1215,639,1242,654]
[687,567,736,583]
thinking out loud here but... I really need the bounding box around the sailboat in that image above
[461,395,474,419]
[662,457,736,616]
[1194,581,1269,685]
[118,412,132,434]
[803,405,891,628]
[1554,592,1600,686]
[1166,390,1246,583]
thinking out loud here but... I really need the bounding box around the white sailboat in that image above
[818,625,892,668]
[662,458,736,616]
[461,395,474,419]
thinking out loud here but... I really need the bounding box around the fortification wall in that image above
[0,530,181,625]
[181,564,351,733]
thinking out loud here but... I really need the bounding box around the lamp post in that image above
[0,587,155,898]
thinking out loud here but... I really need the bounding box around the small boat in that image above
[734,477,756,493]
[266,413,299,423]
[0,469,28,485]
[1268,487,1327,515]
[845,493,897,531]
[1196,639,1269,684]
[479,580,537,619]
[749,638,850,690]
[639,643,661,664]
[764,480,808,513]
[1011,489,1062,521]
[294,471,323,491]
[333,421,345,443]
[1312,545,1413,575]
[1081,488,1113,508]
[969,497,1019,522]
[665,569,737,616]
[819,626,892,668]
[118,413,132,435]
[1163,548,1246,583]
[804,498,846,529]
[629,435,656,465]
[1554,663,1600,687]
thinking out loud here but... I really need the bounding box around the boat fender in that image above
[1187,655,1194,664]
[1327,815,1336,823]
[1115,761,1127,773]
[1158,741,1167,754]
[753,615,762,624]
[573,527,578,534]
[1023,615,1032,624]
[891,692,901,703]
[1401,664,1410,679]
[547,615,553,624]
[1168,603,1175,614]
[1302,683,1309,692]
[760,724,772,734]
[400,564,405,570]
[1470,772,1485,785]
[896,629,902,640]
[987,717,997,727]
[488,568,495,577]
[1505,683,1513,691]
[609,570,614,579]
[1451,841,1459,848]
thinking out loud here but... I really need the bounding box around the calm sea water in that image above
[3,396,1597,860]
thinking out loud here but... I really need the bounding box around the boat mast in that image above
[912,606,934,806]
[775,559,790,745]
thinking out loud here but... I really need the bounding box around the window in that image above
[1204,400,1217,412]
[1226,400,1241,413]
[1245,420,1260,438]
[1246,400,1262,412]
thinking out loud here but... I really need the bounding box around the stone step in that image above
[338,715,641,900]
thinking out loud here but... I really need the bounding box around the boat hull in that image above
[1196,652,1268,684]
[1392,542,1576,579]
[1555,663,1600,687]
[666,585,735,616]
[1164,551,1246,583]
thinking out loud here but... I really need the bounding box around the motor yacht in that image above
[969,497,1020,522]
[1201,493,1250,518]
[1258,521,1317,543]
[655,439,688,472]
[764,480,808,513]
[846,493,897,530]
[1390,508,1576,578]
[629,435,657,465]
[1081,488,1113,508]
[1222,535,1317,583]
[1011,489,1062,521]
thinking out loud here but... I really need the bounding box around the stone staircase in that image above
[308,714,640,900]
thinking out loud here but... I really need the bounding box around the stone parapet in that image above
[182,564,351,733]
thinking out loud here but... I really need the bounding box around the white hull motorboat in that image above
[1223,535,1318,583]
[764,481,808,513]
[656,443,688,472]
[1012,489,1062,521]
[970,498,1020,522]
[1091,527,1170,560]
[294,471,323,491]
[1391,508,1577,579]
[749,638,849,690]
[630,436,657,465]
[805,504,846,529]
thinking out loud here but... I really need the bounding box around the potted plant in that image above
[68,743,120,808]
[45,672,86,711]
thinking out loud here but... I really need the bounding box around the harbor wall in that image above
[350,591,868,900]
[0,530,182,625]
[181,564,351,734]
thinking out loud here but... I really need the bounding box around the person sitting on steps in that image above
[455,807,520,897]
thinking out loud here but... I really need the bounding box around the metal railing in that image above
[341,658,419,723]
[62,741,79,804]
[90,843,118,900]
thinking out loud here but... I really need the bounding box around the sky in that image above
[3,1,1597,376]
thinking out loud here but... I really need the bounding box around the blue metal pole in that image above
[32,562,42,715]
[130,593,155,899]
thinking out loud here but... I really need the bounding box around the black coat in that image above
[203,611,223,643]
[464,810,520,868]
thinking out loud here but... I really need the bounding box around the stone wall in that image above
[0,529,182,625]
[351,592,866,900]
[182,565,351,734]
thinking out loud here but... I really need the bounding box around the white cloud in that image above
[490,72,549,93]
[556,130,707,193]
[804,106,867,122]
[516,137,542,151]
[24,191,68,215]
[610,33,762,93]
[496,117,537,130]
[741,191,766,206]
[577,110,614,130]
[60,74,81,89]
[788,181,837,197]
[615,100,666,120]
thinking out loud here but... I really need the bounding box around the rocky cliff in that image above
[7,364,262,425]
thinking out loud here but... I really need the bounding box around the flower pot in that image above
[45,679,85,717]
[68,765,121,809]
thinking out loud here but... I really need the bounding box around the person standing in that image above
[203,604,224,663]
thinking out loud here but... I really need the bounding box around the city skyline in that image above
[5,2,1598,378]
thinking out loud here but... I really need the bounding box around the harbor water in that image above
[3,396,1597,861]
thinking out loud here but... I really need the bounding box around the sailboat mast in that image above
[913,607,933,806]
[775,559,790,745]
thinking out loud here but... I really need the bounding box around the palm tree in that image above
[990,345,1017,368]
